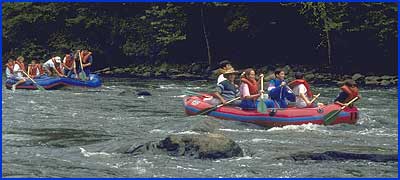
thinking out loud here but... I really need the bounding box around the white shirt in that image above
[293,84,307,108]
[217,74,226,84]
[13,63,23,78]
[43,57,61,70]
[6,67,13,78]
[239,83,250,98]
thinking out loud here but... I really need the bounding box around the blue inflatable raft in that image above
[5,74,101,90]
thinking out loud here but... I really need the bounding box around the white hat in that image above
[54,56,61,63]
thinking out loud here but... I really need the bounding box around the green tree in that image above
[291,2,349,65]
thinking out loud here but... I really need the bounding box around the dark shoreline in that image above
[94,63,398,88]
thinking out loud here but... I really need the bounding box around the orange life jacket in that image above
[64,54,74,68]
[28,64,40,77]
[15,61,26,73]
[241,78,259,95]
[340,85,359,103]
[38,64,45,75]
[6,62,14,74]
[52,58,63,74]
[288,79,313,98]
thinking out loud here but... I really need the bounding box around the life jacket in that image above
[15,61,26,73]
[341,85,359,103]
[52,58,63,74]
[241,78,259,95]
[38,64,45,75]
[64,54,74,68]
[288,79,313,98]
[80,52,91,64]
[6,62,14,74]
[28,64,40,77]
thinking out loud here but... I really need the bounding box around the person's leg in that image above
[12,78,26,91]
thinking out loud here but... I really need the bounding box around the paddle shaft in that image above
[21,71,45,90]
[216,96,241,108]
[78,50,86,79]
[21,70,38,84]
[196,96,240,115]
[341,96,359,109]
[310,93,321,104]
[260,76,264,98]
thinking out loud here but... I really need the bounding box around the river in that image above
[2,77,398,177]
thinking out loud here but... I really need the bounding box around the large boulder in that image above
[126,133,243,159]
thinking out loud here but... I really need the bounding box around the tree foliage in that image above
[2,2,397,73]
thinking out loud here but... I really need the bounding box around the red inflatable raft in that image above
[183,94,359,128]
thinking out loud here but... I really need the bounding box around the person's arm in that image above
[241,84,260,100]
[82,55,92,67]
[299,93,311,106]
[334,92,347,105]
[27,65,31,76]
[53,67,66,77]
[72,61,78,78]
[267,80,276,91]
[214,92,226,104]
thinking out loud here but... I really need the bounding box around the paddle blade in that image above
[323,110,341,125]
[79,72,87,80]
[36,85,46,91]
[257,100,267,114]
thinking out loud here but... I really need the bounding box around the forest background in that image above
[2,2,397,77]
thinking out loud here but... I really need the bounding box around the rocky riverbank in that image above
[94,63,398,87]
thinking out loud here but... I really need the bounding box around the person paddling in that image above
[267,69,295,108]
[211,69,241,106]
[11,56,28,91]
[43,54,66,77]
[216,60,235,84]
[334,79,360,106]
[27,59,41,79]
[79,49,93,80]
[239,68,270,110]
[5,58,15,79]
[62,49,78,78]
[289,72,323,108]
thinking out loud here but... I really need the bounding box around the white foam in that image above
[268,123,328,133]
[173,131,200,135]
[79,147,111,157]
[176,165,200,171]
[218,128,266,133]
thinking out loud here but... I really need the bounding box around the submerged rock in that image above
[290,151,398,162]
[137,90,151,96]
[125,133,243,159]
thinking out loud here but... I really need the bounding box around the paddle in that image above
[257,75,267,113]
[184,90,208,96]
[310,93,321,104]
[195,96,240,115]
[323,96,359,125]
[78,50,87,80]
[21,71,46,91]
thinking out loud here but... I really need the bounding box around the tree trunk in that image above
[325,29,332,65]
[201,7,212,66]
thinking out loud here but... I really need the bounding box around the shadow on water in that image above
[4,128,114,148]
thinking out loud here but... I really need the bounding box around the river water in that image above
[2,77,398,177]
